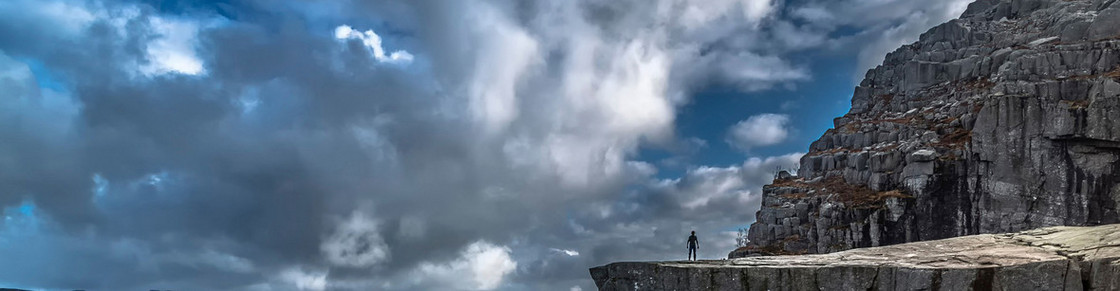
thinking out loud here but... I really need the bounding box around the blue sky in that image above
[0,0,972,290]
[641,55,859,179]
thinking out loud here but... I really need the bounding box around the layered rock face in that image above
[591,224,1120,290]
[739,0,1120,257]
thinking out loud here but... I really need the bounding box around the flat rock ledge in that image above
[589,224,1120,290]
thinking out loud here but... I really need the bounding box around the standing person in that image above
[687,231,699,261]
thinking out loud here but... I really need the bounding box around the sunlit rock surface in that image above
[591,224,1120,290]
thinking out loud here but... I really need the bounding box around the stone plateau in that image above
[591,224,1120,290]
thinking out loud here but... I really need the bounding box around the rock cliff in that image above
[738,0,1120,257]
[591,224,1120,290]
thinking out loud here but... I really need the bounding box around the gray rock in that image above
[1088,4,1120,40]
[592,224,1120,291]
[742,0,1120,257]
[906,149,938,162]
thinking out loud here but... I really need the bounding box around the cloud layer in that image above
[0,0,969,289]
[727,113,792,150]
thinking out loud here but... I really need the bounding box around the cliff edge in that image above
[591,224,1120,290]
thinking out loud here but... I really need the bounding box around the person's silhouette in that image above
[687,231,698,261]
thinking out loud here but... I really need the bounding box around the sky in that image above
[0,0,971,290]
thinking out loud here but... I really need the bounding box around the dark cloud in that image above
[0,0,967,290]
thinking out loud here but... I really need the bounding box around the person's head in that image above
[691,231,695,235]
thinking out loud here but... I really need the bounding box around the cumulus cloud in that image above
[726,113,792,150]
[321,211,390,268]
[142,16,206,76]
[413,241,518,290]
[279,267,328,291]
[334,25,414,64]
[785,0,972,78]
[0,0,967,289]
[517,152,805,289]
[660,152,804,210]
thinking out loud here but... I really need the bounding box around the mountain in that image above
[736,0,1120,257]
[588,0,1120,289]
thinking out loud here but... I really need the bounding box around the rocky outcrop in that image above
[739,0,1120,257]
[591,224,1120,290]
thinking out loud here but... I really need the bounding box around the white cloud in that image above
[414,240,517,290]
[152,249,256,274]
[0,0,978,289]
[549,248,580,257]
[279,267,328,291]
[334,25,414,64]
[741,153,804,184]
[663,152,804,209]
[6,0,205,78]
[464,4,539,134]
[0,0,96,38]
[790,6,833,23]
[741,0,777,21]
[853,1,971,78]
[25,1,215,77]
[442,0,803,189]
[784,0,972,81]
[726,113,792,150]
[320,211,390,268]
[676,166,750,209]
[143,16,205,76]
[677,0,775,30]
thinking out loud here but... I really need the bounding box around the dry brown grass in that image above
[778,192,809,199]
[1106,67,1120,80]
[771,178,810,187]
[932,127,972,149]
[963,78,996,90]
[816,176,914,209]
[768,175,915,208]
[870,115,924,125]
[879,94,895,104]
[1060,99,1091,109]
[806,146,852,157]
[1061,66,1120,82]
[838,113,926,134]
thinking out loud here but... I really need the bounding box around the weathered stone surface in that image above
[740,0,1120,257]
[591,224,1120,290]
